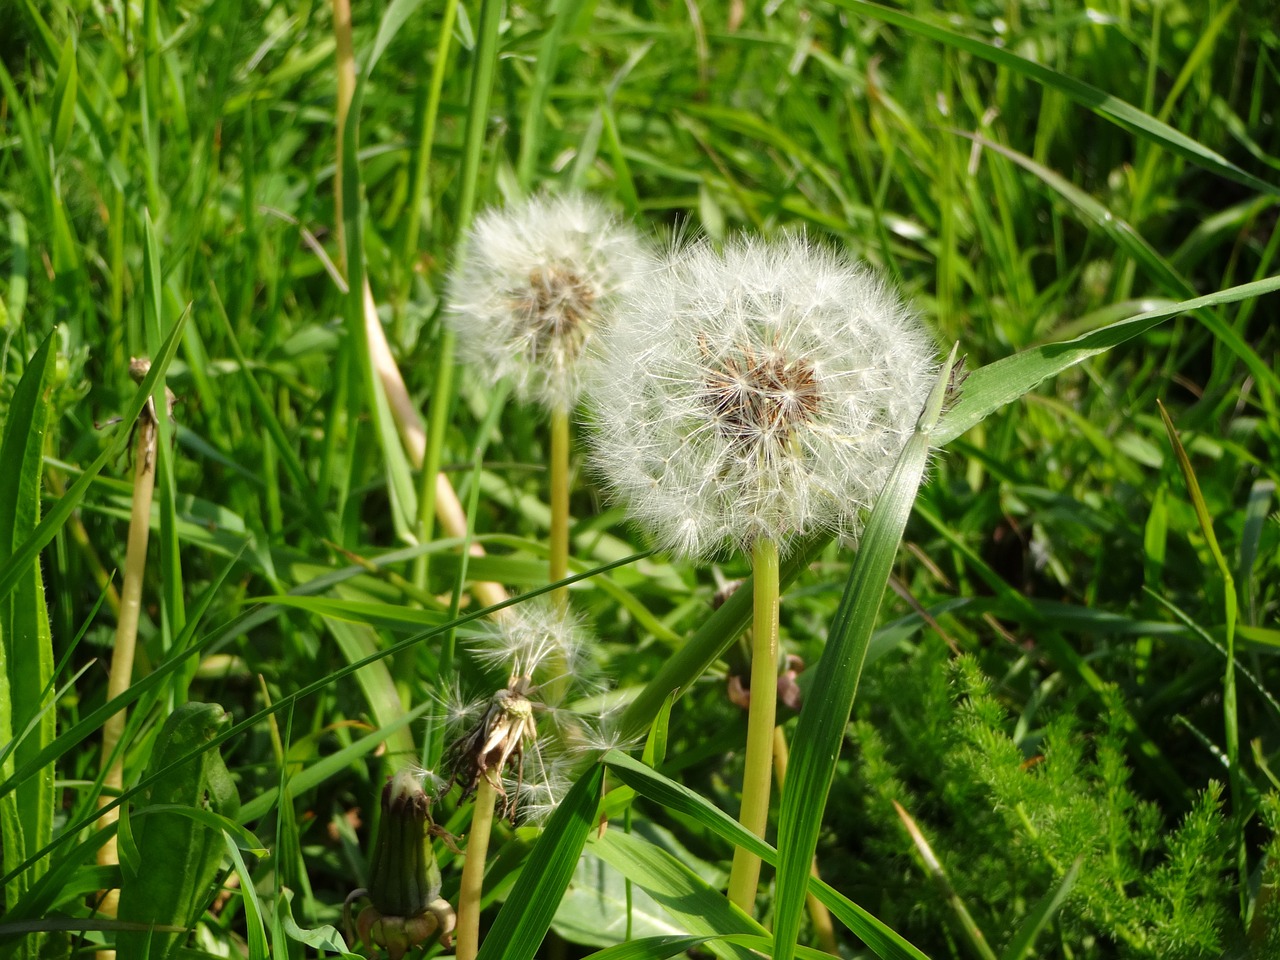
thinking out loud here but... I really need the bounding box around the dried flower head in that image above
[445,193,653,411]
[443,602,603,823]
[587,235,937,558]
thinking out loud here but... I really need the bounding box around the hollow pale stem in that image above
[95,415,159,921]
[455,776,499,960]
[727,536,780,913]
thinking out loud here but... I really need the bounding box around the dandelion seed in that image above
[587,233,937,559]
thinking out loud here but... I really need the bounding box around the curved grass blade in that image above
[951,130,1280,396]
[830,0,1277,198]
[935,274,1280,445]
[0,309,188,605]
[474,762,604,960]
[999,856,1082,960]
[772,349,957,960]
[1,553,644,889]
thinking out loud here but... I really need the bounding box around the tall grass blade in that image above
[772,349,956,960]
[0,313,188,605]
[830,0,1278,198]
[474,762,604,960]
[935,275,1280,445]
[0,331,57,957]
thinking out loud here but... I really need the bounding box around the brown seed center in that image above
[700,338,822,449]
[513,266,597,363]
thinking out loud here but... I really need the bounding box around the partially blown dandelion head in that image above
[443,602,602,823]
[587,235,937,558]
[445,193,652,411]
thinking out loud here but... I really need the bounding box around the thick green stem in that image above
[727,536,780,914]
[548,406,571,612]
[455,776,499,960]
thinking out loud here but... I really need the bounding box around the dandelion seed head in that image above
[466,600,590,695]
[444,600,608,822]
[446,193,653,411]
[587,234,937,558]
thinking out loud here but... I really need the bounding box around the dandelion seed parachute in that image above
[445,193,653,411]
[587,234,938,559]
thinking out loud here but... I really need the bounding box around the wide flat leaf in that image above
[601,751,929,960]
[590,831,760,960]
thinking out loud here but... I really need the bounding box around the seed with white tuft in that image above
[445,193,653,411]
[586,234,938,559]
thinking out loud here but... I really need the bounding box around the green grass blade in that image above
[579,936,712,960]
[516,0,586,190]
[952,131,1280,397]
[999,856,1082,960]
[236,700,434,824]
[143,211,188,692]
[830,0,1278,198]
[935,274,1280,446]
[619,534,830,743]
[772,350,957,960]
[0,313,188,605]
[474,762,605,960]
[0,330,57,930]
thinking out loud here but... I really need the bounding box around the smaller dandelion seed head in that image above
[585,233,938,559]
[441,602,617,823]
[445,192,654,411]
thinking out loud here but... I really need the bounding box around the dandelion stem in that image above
[95,411,159,925]
[549,406,571,612]
[456,776,499,960]
[727,536,780,914]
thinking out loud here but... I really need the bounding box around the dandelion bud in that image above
[586,235,938,559]
[346,770,455,959]
[445,193,653,412]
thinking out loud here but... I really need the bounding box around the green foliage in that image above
[1,0,1278,957]
[830,642,1260,958]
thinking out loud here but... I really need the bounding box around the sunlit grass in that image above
[1,1,1278,958]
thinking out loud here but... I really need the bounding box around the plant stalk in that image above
[548,405,571,612]
[455,776,499,960]
[95,409,159,923]
[727,536,780,913]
